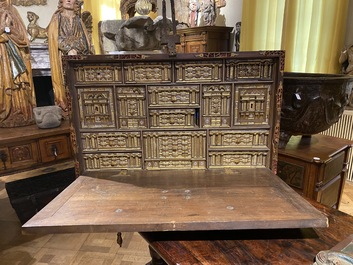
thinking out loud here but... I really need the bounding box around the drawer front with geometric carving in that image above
[67,52,283,174]
[75,65,123,84]
[149,109,198,128]
[209,130,269,149]
[175,61,223,83]
[124,62,172,83]
[148,85,200,107]
[83,152,142,170]
[143,131,207,170]
[81,132,141,151]
[209,151,269,168]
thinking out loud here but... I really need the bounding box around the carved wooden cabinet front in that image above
[66,52,284,174]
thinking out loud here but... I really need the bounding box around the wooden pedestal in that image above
[277,134,353,208]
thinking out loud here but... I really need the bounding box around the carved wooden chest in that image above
[65,51,284,174]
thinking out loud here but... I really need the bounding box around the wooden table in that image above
[141,200,353,265]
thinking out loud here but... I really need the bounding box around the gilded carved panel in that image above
[83,153,142,170]
[209,151,268,168]
[116,86,147,129]
[78,87,116,129]
[202,84,231,127]
[234,84,271,125]
[175,61,223,82]
[82,132,141,151]
[209,130,269,148]
[124,62,172,83]
[226,59,274,80]
[75,65,122,83]
[143,131,207,169]
[148,85,200,107]
[149,109,197,128]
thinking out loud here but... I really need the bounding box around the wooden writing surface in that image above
[23,168,327,234]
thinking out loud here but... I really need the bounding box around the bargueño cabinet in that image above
[65,51,284,174]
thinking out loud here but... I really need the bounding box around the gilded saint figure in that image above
[48,0,93,112]
[0,0,36,127]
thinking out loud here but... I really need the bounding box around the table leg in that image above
[146,245,167,265]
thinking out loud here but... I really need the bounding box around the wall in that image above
[13,0,353,50]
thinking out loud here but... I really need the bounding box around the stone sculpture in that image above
[104,16,173,51]
[33,105,62,129]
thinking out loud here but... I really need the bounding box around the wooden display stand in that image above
[176,26,233,53]
[277,134,353,208]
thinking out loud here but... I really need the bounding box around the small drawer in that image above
[149,109,198,128]
[209,130,269,149]
[83,152,142,170]
[208,151,269,168]
[39,135,71,163]
[148,85,200,107]
[1,143,39,172]
[322,151,345,185]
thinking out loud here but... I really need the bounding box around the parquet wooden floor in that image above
[0,178,353,265]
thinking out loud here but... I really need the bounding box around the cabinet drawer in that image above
[148,85,200,107]
[322,151,345,185]
[317,175,342,208]
[0,142,39,172]
[39,135,71,163]
[149,109,198,128]
[143,131,207,169]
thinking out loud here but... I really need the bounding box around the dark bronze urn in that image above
[279,72,353,148]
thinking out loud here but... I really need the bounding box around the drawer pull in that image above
[51,145,58,158]
[0,151,8,170]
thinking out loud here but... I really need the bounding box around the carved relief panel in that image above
[66,52,283,173]
[77,87,116,129]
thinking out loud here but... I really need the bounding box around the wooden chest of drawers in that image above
[65,51,284,174]
[277,134,353,208]
[0,121,73,176]
[176,26,233,53]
